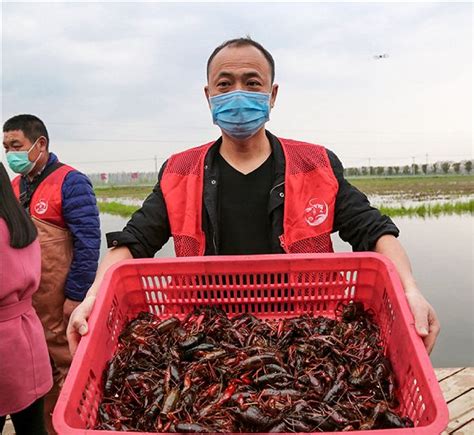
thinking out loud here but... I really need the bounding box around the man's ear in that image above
[270,83,279,109]
[204,85,211,108]
[38,136,48,152]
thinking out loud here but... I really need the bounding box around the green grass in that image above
[379,200,473,218]
[98,201,140,218]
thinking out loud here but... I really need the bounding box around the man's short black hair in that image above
[207,37,275,84]
[3,114,49,148]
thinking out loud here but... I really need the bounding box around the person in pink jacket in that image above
[0,162,52,435]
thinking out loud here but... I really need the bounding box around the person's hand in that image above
[63,298,81,325]
[66,295,96,357]
[404,288,440,354]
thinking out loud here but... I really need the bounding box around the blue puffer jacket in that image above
[20,153,100,301]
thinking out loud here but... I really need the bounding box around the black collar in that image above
[203,130,285,187]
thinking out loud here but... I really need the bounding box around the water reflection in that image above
[369,194,473,208]
[99,213,473,367]
[100,197,143,207]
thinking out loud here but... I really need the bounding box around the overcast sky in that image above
[1,1,472,174]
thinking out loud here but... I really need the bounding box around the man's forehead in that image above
[3,130,26,143]
[209,45,271,76]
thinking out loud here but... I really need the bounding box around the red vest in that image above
[161,138,338,256]
[12,165,75,228]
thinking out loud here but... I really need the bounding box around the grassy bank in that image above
[98,199,473,219]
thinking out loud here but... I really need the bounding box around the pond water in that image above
[99,213,473,368]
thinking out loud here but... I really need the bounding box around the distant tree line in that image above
[343,160,472,177]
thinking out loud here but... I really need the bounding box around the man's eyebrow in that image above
[241,71,263,79]
[215,71,234,79]
[214,70,263,80]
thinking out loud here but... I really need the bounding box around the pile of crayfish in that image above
[96,302,414,432]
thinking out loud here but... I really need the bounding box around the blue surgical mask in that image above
[6,138,42,175]
[210,90,271,140]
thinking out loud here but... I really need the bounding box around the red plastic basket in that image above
[53,253,448,434]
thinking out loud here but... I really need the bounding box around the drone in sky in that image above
[373,53,389,59]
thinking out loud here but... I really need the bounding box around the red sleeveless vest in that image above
[161,138,338,256]
[12,165,75,228]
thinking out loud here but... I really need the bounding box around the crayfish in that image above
[95,303,413,432]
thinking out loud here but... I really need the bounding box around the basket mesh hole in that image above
[146,276,153,288]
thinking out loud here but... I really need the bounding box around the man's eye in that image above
[217,82,230,87]
[248,81,261,87]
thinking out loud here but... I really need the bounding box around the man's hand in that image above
[66,295,96,357]
[404,288,440,354]
[374,235,440,354]
[64,246,134,357]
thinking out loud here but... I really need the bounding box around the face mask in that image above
[210,90,271,140]
[6,138,42,175]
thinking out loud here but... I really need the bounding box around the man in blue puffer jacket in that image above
[3,114,100,434]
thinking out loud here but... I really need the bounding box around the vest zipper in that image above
[270,181,285,195]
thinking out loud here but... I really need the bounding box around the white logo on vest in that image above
[304,198,328,226]
[34,199,48,215]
